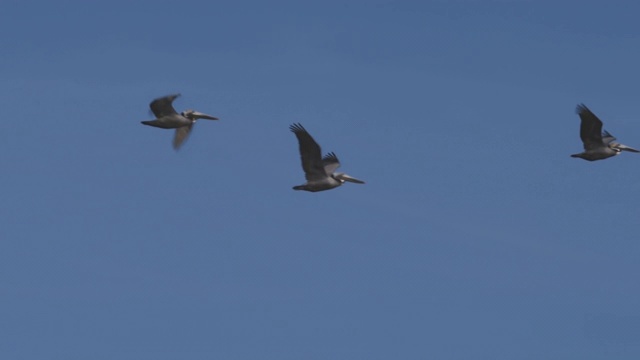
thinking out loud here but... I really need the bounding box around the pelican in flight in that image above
[571,103,639,161]
[141,94,219,150]
[289,123,365,192]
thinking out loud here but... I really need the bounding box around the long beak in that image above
[336,173,365,184]
[616,143,640,153]
[192,111,219,120]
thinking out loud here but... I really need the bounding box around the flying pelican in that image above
[571,103,639,161]
[141,94,219,150]
[289,123,365,192]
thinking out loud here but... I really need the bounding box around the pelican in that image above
[289,123,365,192]
[141,94,219,150]
[571,103,639,161]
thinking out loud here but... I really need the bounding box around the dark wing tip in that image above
[156,93,181,100]
[150,93,181,107]
[323,151,339,162]
[165,93,181,102]
[576,103,603,126]
[576,103,589,115]
[289,123,307,133]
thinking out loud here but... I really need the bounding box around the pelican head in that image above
[611,143,640,154]
[181,109,219,121]
[333,173,365,184]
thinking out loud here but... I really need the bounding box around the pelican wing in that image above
[602,130,617,145]
[322,152,341,174]
[289,123,327,181]
[576,103,605,150]
[150,94,181,118]
[173,123,193,150]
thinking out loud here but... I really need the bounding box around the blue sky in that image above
[2,1,640,359]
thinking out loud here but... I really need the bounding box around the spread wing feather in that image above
[150,94,181,119]
[289,123,328,181]
[173,123,193,150]
[576,104,605,150]
[322,152,341,175]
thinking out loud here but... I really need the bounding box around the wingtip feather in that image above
[289,123,307,133]
[576,103,588,114]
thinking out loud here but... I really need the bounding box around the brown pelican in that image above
[571,103,639,161]
[290,123,365,192]
[141,94,219,150]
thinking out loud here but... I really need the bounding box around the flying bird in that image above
[141,94,219,150]
[571,103,639,161]
[289,123,365,192]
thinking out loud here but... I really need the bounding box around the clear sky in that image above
[2,1,640,359]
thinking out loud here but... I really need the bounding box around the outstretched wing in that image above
[150,94,181,118]
[289,123,327,181]
[322,152,341,175]
[173,123,193,150]
[576,104,605,150]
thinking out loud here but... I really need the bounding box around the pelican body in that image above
[141,94,219,150]
[571,103,639,161]
[289,123,365,192]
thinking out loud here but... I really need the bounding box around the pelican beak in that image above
[192,111,219,120]
[337,173,365,184]
[616,143,640,153]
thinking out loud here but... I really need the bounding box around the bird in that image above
[571,103,639,161]
[289,123,365,192]
[141,94,219,150]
